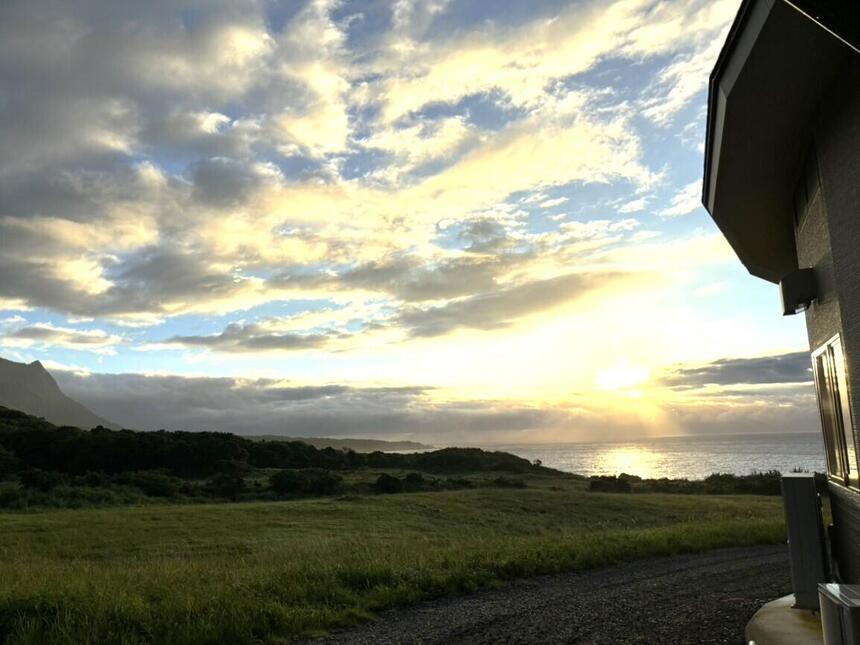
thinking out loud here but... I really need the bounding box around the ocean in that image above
[493,432,826,480]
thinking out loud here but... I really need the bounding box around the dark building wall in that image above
[798,175,839,348]
[804,58,860,582]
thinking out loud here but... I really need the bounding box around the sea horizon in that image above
[481,431,825,480]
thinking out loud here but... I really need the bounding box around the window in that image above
[812,335,857,486]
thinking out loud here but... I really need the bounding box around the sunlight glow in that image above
[598,447,660,479]
[596,363,650,391]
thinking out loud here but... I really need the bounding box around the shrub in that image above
[407,447,534,474]
[0,485,23,508]
[269,469,343,497]
[120,471,182,498]
[208,473,246,500]
[305,469,342,495]
[588,476,632,493]
[492,476,527,489]
[403,472,425,492]
[445,477,475,489]
[213,460,250,475]
[19,468,65,492]
[703,471,781,496]
[0,446,19,479]
[74,471,109,488]
[640,477,697,494]
[269,470,303,496]
[374,473,403,494]
[179,481,201,497]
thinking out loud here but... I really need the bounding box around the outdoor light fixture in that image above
[780,268,817,315]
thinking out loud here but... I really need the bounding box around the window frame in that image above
[812,334,858,489]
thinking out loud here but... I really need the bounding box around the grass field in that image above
[0,474,786,644]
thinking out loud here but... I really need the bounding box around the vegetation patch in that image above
[0,407,554,510]
[586,470,827,496]
[0,406,792,642]
[0,485,786,644]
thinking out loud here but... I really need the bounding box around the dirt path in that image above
[307,544,790,645]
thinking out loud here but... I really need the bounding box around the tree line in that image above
[0,407,540,478]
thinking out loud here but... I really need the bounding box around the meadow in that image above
[0,475,786,644]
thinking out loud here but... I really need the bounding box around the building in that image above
[703,0,859,639]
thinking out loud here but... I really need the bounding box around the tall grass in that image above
[0,485,786,644]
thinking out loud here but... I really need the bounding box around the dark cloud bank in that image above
[664,351,813,389]
[53,370,559,440]
[51,349,819,443]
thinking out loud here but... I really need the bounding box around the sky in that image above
[0,0,818,443]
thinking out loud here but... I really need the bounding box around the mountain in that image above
[246,434,432,453]
[0,357,117,429]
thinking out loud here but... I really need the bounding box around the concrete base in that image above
[746,594,824,645]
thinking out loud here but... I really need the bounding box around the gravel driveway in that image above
[307,544,790,645]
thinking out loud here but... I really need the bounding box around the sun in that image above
[596,363,650,391]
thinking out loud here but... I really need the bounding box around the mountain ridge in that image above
[0,357,118,429]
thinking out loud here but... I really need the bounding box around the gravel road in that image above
[307,544,790,645]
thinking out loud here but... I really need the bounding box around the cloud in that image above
[1,322,123,354]
[618,198,646,213]
[0,0,697,332]
[539,197,568,209]
[663,351,813,389]
[659,180,702,217]
[372,0,736,125]
[189,157,283,207]
[51,368,565,440]
[639,12,733,127]
[0,0,784,448]
[0,315,26,327]
[456,219,512,254]
[45,363,820,443]
[0,299,32,312]
[399,271,624,337]
[664,393,819,437]
[558,218,639,241]
[160,322,337,353]
[338,254,516,301]
[359,116,481,182]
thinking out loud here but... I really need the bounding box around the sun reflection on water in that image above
[596,447,661,479]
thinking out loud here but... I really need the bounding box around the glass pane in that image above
[815,350,843,478]
[832,339,857,480]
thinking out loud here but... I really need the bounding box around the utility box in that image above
[782,473,829,609]
[779,268,817,315]
[819,584,860,645]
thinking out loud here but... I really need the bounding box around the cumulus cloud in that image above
[0,0,733,331]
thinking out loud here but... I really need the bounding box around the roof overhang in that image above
[702,0,855,283]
